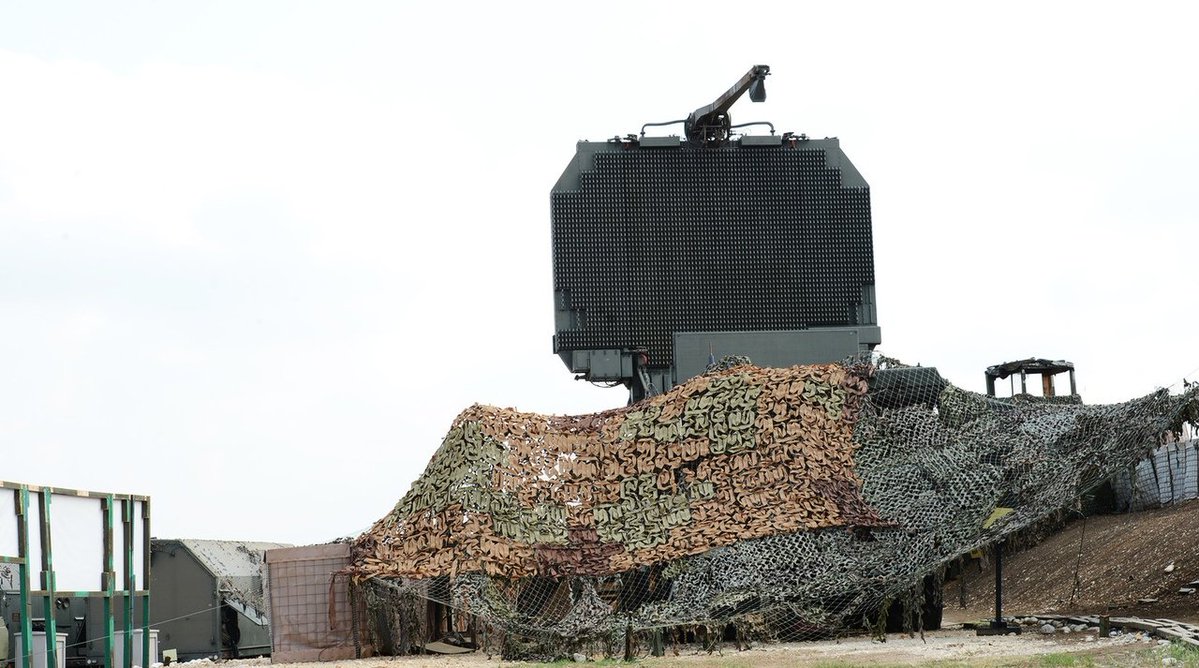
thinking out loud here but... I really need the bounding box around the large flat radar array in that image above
[551,136,879,395]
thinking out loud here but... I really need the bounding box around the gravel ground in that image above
[177,626,1179,668]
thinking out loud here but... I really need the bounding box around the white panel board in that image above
[0,490,18,557]
[50,494,104,592]
[133,501,146,589]
[28,496,43,589]
[117,501,132,588]
[118,501,147,590]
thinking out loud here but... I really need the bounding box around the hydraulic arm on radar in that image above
[684,64,770,147]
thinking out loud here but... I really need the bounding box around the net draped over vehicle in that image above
[348,360,1199,655]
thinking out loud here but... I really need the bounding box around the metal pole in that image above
[978,539,1018,635]
[141,500,151,668]
[39,491,57,668]
[123,500,133,668]
[17,488,32,668]
[993,542,1003,627]
[102,497,115,668]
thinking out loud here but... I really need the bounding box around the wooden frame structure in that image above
[1,480,150,668]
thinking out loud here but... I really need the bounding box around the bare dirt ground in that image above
[946,500,1199,625]
[210,628,1183,668]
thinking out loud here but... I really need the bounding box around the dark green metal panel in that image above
[149,543,220,661]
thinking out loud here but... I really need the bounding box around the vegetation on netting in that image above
[347,358,1199,659]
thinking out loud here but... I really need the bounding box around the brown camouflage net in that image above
[352,363,885,581]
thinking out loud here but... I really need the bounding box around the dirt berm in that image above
[945,499,1199,625]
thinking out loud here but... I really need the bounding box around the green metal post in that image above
[102,497,116,668]
[140,501,151,667]
[16,488,32,668]
[39,490,57,668]
[122,500,134,668]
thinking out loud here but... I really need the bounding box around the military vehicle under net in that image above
[351,358,1199,659]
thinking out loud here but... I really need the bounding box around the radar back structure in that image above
[551,66,881,402]
[985,358,1079,401]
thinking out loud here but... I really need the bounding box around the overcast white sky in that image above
[2,2,1197,546]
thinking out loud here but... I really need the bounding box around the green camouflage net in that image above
[349,358,1199,659]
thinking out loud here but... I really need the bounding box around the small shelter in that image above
[150,539,287,661]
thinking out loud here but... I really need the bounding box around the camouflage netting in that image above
[349,359,1199,658]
